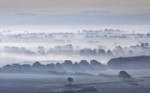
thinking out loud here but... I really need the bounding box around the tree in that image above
[3,64,12,71]
[90,60,102,66]
[67,77,74,85]
[98,49,105,54]
[55,63,63,71]
[46,63,55,71]
[63,60,73,66]
[37,46,45,55]
[32,61,42,67]
[80,60,89,66]
[119,71,131,81]
[107,50,113,55]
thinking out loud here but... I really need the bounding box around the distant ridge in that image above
[107,55,150,69]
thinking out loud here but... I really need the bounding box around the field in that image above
[0,70,150,93]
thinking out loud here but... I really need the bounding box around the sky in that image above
[0,0,150,32]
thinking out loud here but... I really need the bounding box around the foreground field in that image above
[0,70,150,93]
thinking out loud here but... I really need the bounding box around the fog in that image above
[0,69,150,93]
[0,25,150,33]
[1,26,150,66]
[1,26,150,93]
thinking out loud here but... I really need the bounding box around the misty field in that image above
[0,70,150,93]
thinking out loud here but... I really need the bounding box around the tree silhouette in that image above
[67,77,74,85]
[119,71,131,81]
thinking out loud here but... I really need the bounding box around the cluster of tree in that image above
[140,42,149,48]
[47,44,73,55]
[3,42,150,58]
[79,48,113,56]
[107,56,150,69]
[112,42,150,57]
[3,45,114,56]
[3,46,35,54]
[0,60,106,74]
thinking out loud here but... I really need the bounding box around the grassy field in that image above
[0,71,150,93]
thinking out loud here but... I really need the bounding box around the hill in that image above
[107,56,150,69]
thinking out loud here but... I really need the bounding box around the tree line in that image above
[0,60,106,74]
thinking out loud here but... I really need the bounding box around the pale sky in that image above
[0,0,150,25]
